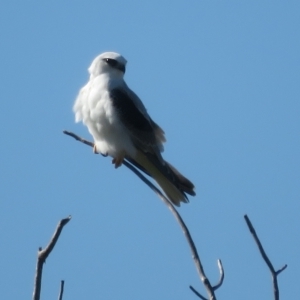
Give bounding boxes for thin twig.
[190,259,224,299]
[63,131,94,148]
[33,216,71,300]
[244,214,287,300]
[189,286,208,300]
[63,130,223,299]
[213,259,224,290]
[58,280,65,300]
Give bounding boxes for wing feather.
[110,88,165,159]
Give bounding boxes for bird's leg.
[93,145,99,154]
[112,153,125,168]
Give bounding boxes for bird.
[73,52,195,206]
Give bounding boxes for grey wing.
[110,87,196,200]
[109,87,165,160]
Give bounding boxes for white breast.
[73,75,136,158]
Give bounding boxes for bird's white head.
[88,52,127,79]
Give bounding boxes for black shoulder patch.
[110,88,153,132]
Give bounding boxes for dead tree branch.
[244,214,287,300]
[63,130,224,299]
[33,216,71,300]
[58,280,65,300]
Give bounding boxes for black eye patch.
[104,58,118,67]
[103,58,125,73]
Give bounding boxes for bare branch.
[33,216,71,300]
[58,280,65,300]
[189,286,208,300]
[63,130,94,148]
[190,259,224,299]
[244,214,287,300]
[213,259,224,290]
[64,130,223,299]
[276,264,288,276]
[124,160,218,299]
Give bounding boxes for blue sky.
[1,1,299,299]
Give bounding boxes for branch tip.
[58,280,65,300]
[33,216,71,300]
[189,286,208,300]
[245,214,286,300]
[212,259,224,291]
[276,264,287,275]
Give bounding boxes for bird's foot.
[93,145,99,154]
[112,156,124,168]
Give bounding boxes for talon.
[112,157,124,168]
[93,145,99,154]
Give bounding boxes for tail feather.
[165,161,196,196]
[132,150,195,206]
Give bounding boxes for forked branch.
[33,216,71,300]
[244,215,287,300]
[63,130,224,299]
